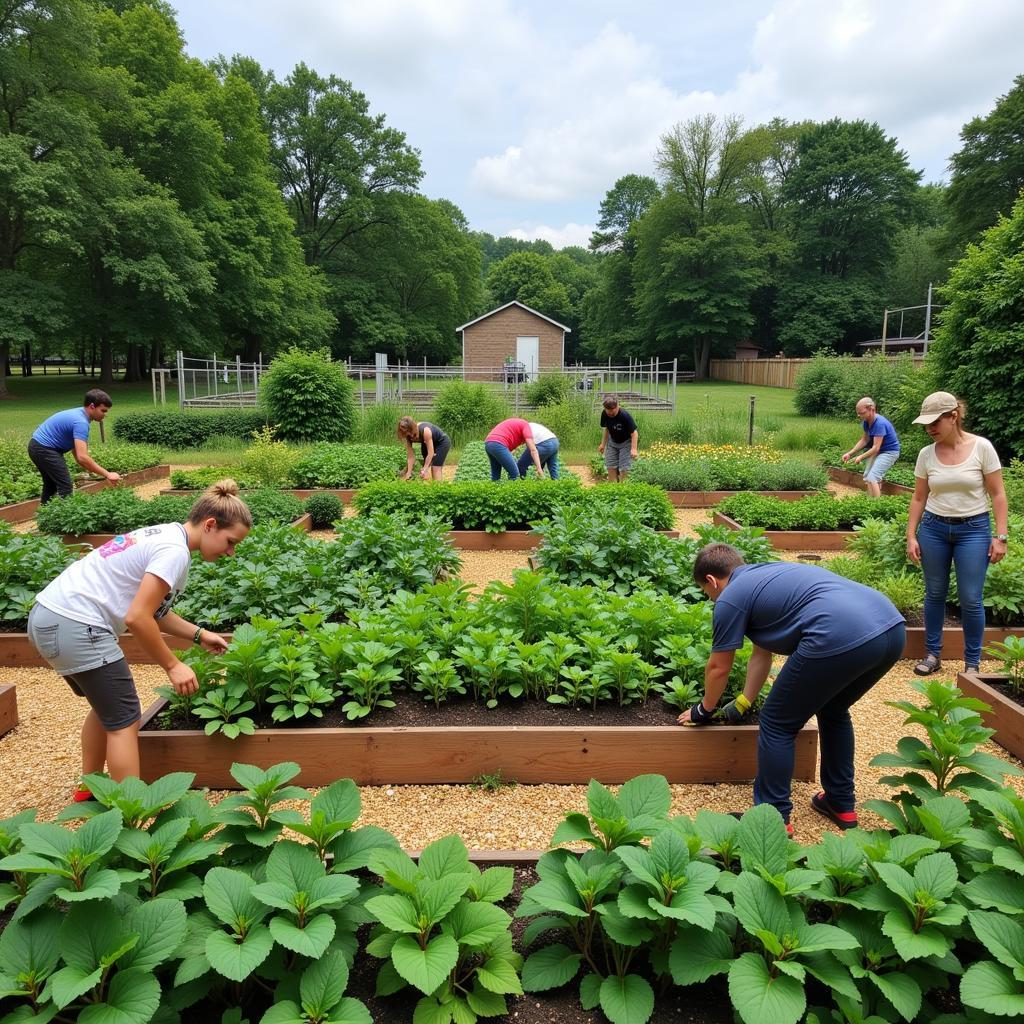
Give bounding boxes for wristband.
[193,627,202,644]
[995,534,1009,542]
[689,700,715,725]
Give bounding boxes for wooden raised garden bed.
[0,631,201,668]
[447,528,680,551]
[0,684,18,737]
[666,490,819,508]
[137,699,818,788]
[161,487,356,503]
[956,670,1024,762]
[827,467,914,496]
[712,510,853,551]
[903,626,1024,661]
[59,512,313,548]
[0,465,172,524]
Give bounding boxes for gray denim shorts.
[27,604,140,730]
[604,438,634,472]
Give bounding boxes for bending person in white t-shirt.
[516,422,560,479]
[906,392,1008,676]
[28,480,253,797]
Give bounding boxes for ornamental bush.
[304,492,343,528]
[64,442,164,476]
[259,347,355,443]
[431,380,507,440]
[111,409,270,447]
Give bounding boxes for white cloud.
[506,222,595,249]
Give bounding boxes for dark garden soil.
[152,688,725,732]
[979,676,1024,711]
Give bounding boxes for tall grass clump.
[354,402,406,445]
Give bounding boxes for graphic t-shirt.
[601,408,637,443]
[485,419,533,449]
[31,408,92,453]
[862,414,900,454]
[35,523,191,635]
[711,562,904,659]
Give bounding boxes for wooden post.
[748,396,755,445]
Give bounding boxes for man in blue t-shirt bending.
[678,543,905,833]
[842,396,901,497]
[28,390,120,504]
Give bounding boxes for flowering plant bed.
[0,682,17,735]
[955,670,1024,761]
[137,696,818,787]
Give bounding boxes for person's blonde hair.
[397,416,418,440]
[187,479,253,529]
[946,397,969,438]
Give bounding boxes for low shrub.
[293,443,406,488]
[717,492,908,530]
[794,351,916,420]
[0,435,39,505]
[111,409,269,447]
[241,488,305,527]
[169,466,256,490]
[354,479,675,531]
[260,347,356,443]
[237,426,299,487]
[1004,458,1024,515]
[524,371,573,406]
[431,380,508,440]
[0,522,77,626]
[304,492,343,528]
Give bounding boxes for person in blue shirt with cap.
[28,389,121,504]
[677,542,905,834]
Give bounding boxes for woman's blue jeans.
[916,510,991,666]
[484,441,519,481]
[517,438,560,479]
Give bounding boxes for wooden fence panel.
[709,356,923,389]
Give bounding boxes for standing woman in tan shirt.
[906,392,1008,675]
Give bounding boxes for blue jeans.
[484,441,520,481]
[917,510,991,665]
[518,438,560,479]
[755,623,905,822]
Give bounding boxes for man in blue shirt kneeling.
[28,389,121,504]
[678,542,905,835]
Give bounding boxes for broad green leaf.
[598,974,655,1024]
[374,958,407,995]
[913,852,958,901]
[867,970,922,1022]
[329,825,399,873]
[728,951,806,1024]
[16,823,76,862]
[476,954,523,995]
[420,876,473,926]
[203,868,267,928]
[731,873,793,945]
[418,836,470,882]
[586,781,621,825]
[961,961,1024,1016]
[300,951,349,1015]
[261,1002,303,1024]
[49,965,103,1009]
[794,923,860,954]
[443,901,510,949]
[229,761,300,792]
[120,899,188,972]
[579,972,601,1010]
[312,779,361,827]
[521,915,571,948]
[391,934,460,995]
[366,894,421,934]
[649,829,690,882]
[993,847,1024,876]
[738,805,790,878]
[800,951,860,1002]
[617,775,671,824]
[205,925,274,982]
[269,913,335,957]
[617,884,660,921]
[77,967,160,1024]
[595,903,653,946]
[613,846,660,890]
[655,884,716,931]
[521,943,582,992]
[964,872,1024,915]
[550,813,598,849]
[0,910,61,981]
[59,904,129,973]
[470,866,514,904]
[669,926,733,984]
[264,840,324,895]
[74,810,125,860]
[56,867,122,902]
[411,998,452,1024]
[881,911,952,961]
[518,875,586,918]
[368,847,419,894]
[466,978,507,1016]
[969,911,1024,971]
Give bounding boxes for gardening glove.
[685,700,716,727]
[720,693,752,724]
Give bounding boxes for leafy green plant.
[0,524,77,627]
[431,380,508,441]
[365,835,522,1022]
[524,371,573,406]
[260,347,356,443]
[304,492,344,528]
[66,441,164,477]
[983,635,1024,695]
[819,445,917,488]
[294,442,407,487]
[718,492,908,531]
[170,465,257,489]
[242,487,305,526]
[237,425,299,487]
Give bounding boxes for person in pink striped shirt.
[483,418,544,480]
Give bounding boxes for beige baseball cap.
[913,391,959,425]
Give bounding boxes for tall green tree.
[589,174,660,252]
[776,118,920,354]
[947,75,1024,246]
[485,251,571,324]
[930,191,1024,458]
[0,0,101,397]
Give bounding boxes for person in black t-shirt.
[598,396,639,482]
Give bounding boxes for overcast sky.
[172,0,1024,248]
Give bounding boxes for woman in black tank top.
[397,416,451,481]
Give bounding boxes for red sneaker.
[811,792,858,830]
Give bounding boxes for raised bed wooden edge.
[827,467,914,496]
[0,465,172,524]
[59,513,313,548]
[137,698,818,787]
[447,528,679,551]
[160,488,356,503]
[0,684,18,737]
[712,510,854,551]
[665,489,820,508]
[3,625,1022,669]
[956,670,1024,763]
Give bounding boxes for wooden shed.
[458,300,568,381]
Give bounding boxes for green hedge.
[717,492,908,530]
[112,409,270,447]
[354,479,675,531]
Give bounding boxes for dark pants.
[28,438,73,504]
[754,622,906,822]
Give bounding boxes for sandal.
[913,653,942,676]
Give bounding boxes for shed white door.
[516,336,539,380]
